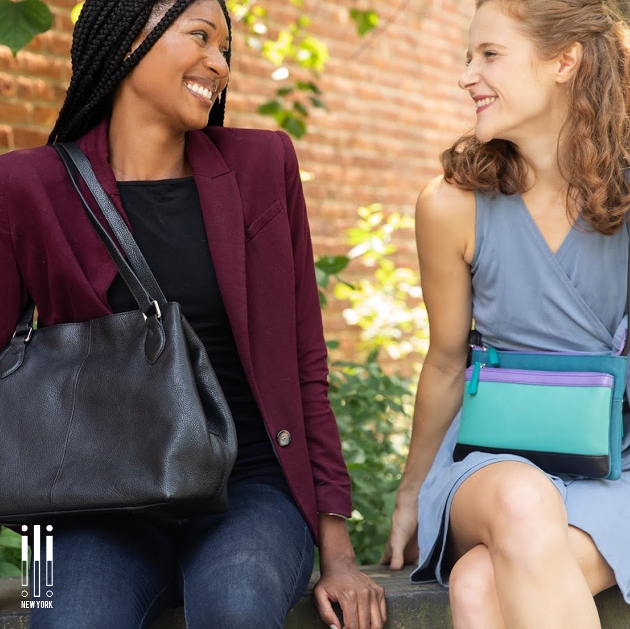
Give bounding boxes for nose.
[204,49,230,83]
[458,64,478,91]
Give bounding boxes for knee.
[489,471,567,560]
[449,547,496,623]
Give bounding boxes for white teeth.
[476,97,496,108]
[185,82,216,101]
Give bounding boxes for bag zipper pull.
[487,345,500,366]
[468,361,483,395]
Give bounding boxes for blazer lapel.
[186,130,255,381]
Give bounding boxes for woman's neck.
[513,132,566,195]
[108,110,190,181]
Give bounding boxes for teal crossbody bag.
[455,346,627,479]
[455,241,630,480]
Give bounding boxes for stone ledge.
[1,566,628,628]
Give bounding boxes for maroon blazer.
[0,119,352,541]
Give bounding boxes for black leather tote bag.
[0,143,237,523]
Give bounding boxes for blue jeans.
[29,473,314,629]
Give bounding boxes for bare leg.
[449,544,506,629]
[448,461,614,629]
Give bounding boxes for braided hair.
[49,0,231,143]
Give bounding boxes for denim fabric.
[29,474,314,629]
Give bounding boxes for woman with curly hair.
[382,1,630,627]
[0,1,386,627]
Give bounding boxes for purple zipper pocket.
[465,366,614,395]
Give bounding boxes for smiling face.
[459,0,567,145]
[115,0,230,134]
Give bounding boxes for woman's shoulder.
[416,175,476,226]
[0,144,59,183]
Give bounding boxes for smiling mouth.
[475,97,497,111]
[185,81,217,104]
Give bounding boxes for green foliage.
[230,0,377,138]
[0,0,53,56]
[315,255,350,307]
[0,527,23,577]
[336,204,428,363]
[328,355,412,564]
[316,206,426,564]
[349,9,378,36]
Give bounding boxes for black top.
[107,177,280,477]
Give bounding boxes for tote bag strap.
[54,143,166,318]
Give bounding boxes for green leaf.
[0,561,20,578]
[296,80,321,94]
[318,290,328,308]
[326,340,340,350]
[0,0,53,56]
[293,101,309,117]
[281,114,306,138]
[70,2,83,24]
[296,36,328,72]
[315,255,350,275]
[276,86,294,97]
[314,265,329,288]
[257,100,282,116]
[349,9,379,37]
[309,96,327,109]
[0,527,22,549]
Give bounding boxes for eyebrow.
[186,17,230,42]
[465,42,507,62]
[187,17,217,30]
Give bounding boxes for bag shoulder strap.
[54,143,166,316]
[623,218,630,356]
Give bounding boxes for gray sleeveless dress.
[411,190,630,603]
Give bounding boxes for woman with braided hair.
[0,1,386,628]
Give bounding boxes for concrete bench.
[1,566,629,628]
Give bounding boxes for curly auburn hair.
[442,0,630,235]
[49,0,231,143]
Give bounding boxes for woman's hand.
[380,494,419,570]
[314,514,386,629]
[314,561,386,629]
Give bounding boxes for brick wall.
[0,0,73,151]
[0,0,476,371]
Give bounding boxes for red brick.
[32,104,60,127]
[49,0,80,10]
[12,127,49,149]
[17,52,68,81]
[0,101,32,124]
[44,32,73,57]
[53,11,75,34]
[22,35,45,54]
[0,73,17,98]
[0,124,13,149]
[16,77,57,102]
[0,47,18,71]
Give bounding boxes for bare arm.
[382,177,476,569]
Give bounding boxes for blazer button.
[276,430,292,447]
